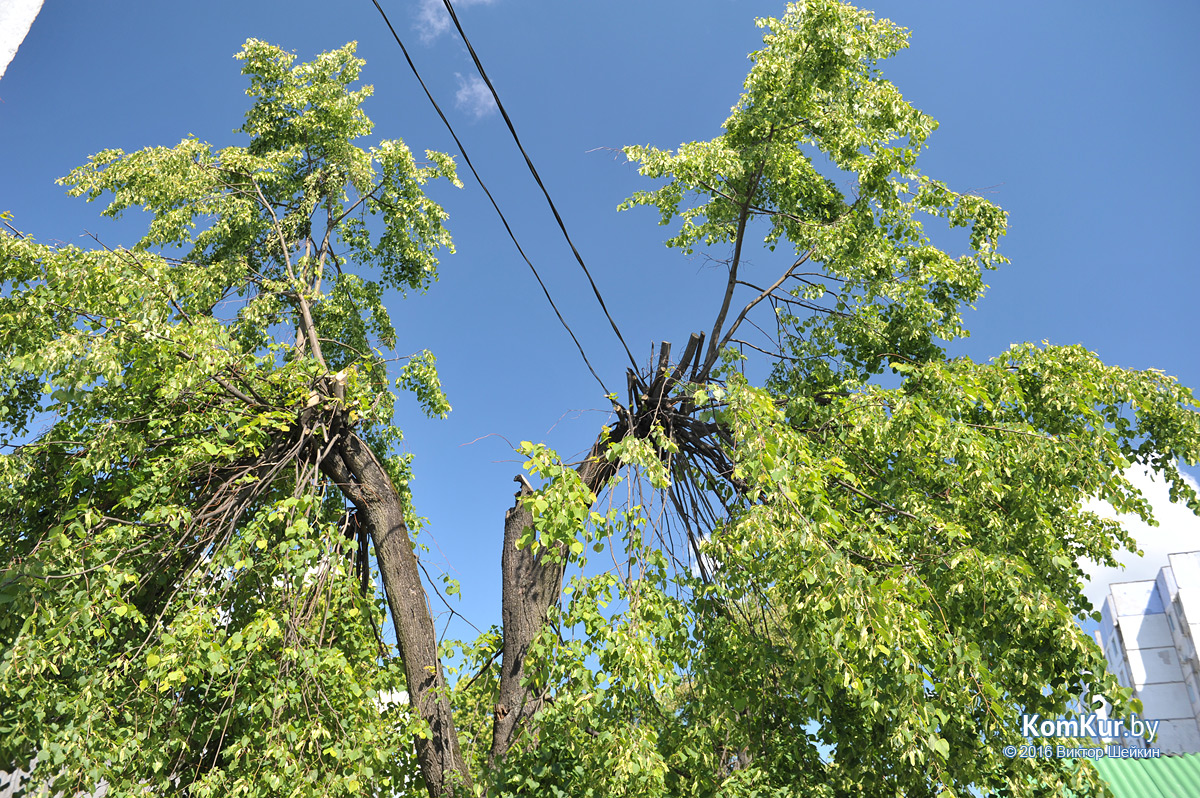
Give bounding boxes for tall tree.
[2,3,1199,798]
[0,39,471,797]
[468,5,1200,796]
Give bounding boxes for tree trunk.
[487,337,702,767]
[323,431,472,798]
[319,339,703,788]
[488,477,559,768]
[487,432,626,767]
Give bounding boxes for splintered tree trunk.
[323,432,472,798]
[488,338,700,767]
[488,477,561,767]
[488,439,622,767]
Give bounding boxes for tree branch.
[715,251,813,358]
[246,175,328,371]
[698,139,773,381]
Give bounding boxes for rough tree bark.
[488,336,703,767]
[488,442,617,768]
[488,475,556,768]
[322,429,473,798]
[314,337,703,791]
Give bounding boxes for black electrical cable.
[437,0,640,374]
[367,0,611,397]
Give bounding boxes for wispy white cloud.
[415,0,496,43]
[454,72,497,119]
[1080,467,1200,613]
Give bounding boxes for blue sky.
[2,0,1198,640]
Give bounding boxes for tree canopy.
[2,2,1199,797]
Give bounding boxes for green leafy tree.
[3,3,1199,798]
[0,39,468,797]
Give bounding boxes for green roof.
[1094,753,1200,798]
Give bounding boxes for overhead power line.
[436,0,639,374]
[367,0,611,396]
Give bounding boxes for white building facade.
[1095,550,1200,753]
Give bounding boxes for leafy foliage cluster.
[1,40,458,796]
